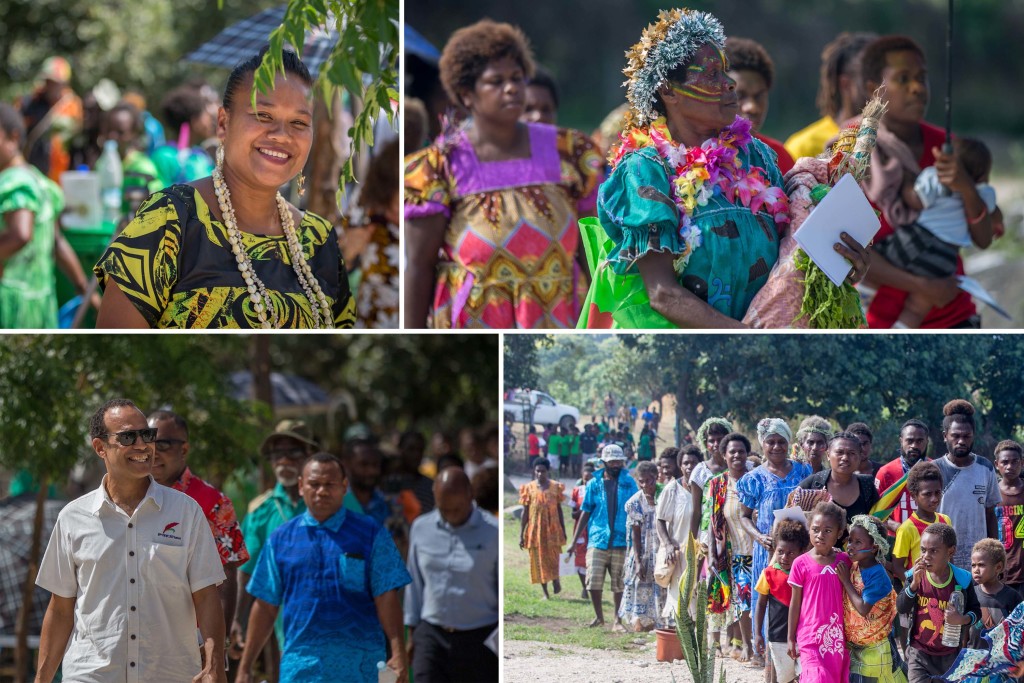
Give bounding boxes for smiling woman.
[93,48,355,329]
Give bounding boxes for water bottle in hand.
[377,661,398,683]
[941,589,964,647]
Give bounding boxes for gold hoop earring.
[216,144,225,171]
[297,172,306,197]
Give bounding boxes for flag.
[871,471,908,522]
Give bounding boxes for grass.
[502,505,654,653]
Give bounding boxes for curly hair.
[816,32,878,119]
[89,398,141,439]
[995,439,1023,460]
[635,460,659,480]
[774,518,810,550]
[438,20,535,106]
[811,500,847,534]
[942,398,976,433]
[719,432,751,455]
[678,444,703,467]
[533,457,551,471]
[859,35,926,90]
[659,446,680,462]
[528,66,559,109]
[972,537,1006,568]
[845,422,872,441]
[161,86,208,132]
[906,460,943,495]
[923,522,957,550]
[724,37,774,89]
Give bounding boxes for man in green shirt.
[230,420,318,665]
[565,426,581,478]
[547,426,563,476]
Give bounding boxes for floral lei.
[610,115,790,268]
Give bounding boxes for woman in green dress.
[0,103,65,328]
[579,8,870,329]
[95,49,355,329]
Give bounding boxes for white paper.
[772,506,808,530]
[957,276,1011,320]
[793,173,881,287]
[558,551,579,577]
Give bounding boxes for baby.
[876,136,998,328]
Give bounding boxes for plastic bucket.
[655,628,684,662]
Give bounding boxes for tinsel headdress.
[623,8,727,127]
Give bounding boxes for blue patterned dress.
[736,459,811,635]
[619,490,662,629]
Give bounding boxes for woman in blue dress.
[737,418,810,653]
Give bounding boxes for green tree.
[257,0,399,187]
[0,334,264,683]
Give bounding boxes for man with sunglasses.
[148,409,249,638]
[231,419,317,671]
[34,398,227,683]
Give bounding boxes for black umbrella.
[184,5,337,79]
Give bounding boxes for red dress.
[755,133,795,175]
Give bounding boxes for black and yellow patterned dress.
[95,184,355,328]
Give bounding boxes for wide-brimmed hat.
[601,444,627,462]
[260,419,317,456]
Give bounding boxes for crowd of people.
[1,48,398,329]
[2,399,500,682]
[514,397,1024,682]
[403,9,1004,329]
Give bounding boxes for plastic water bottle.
[95,139,123,225]
[942,589,964,647]
[376,661,397,683]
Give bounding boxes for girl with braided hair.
[838,515,908,683]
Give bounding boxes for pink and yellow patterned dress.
[404,122,604,328]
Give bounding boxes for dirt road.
[502,639,767,683]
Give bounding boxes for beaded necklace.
[610,115,789,269]
[212,147,333,329]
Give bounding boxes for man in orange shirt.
[19,56,83,183]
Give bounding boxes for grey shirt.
[404,506,499,630]
[935,453,999,569]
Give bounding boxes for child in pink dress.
[787,501,852,683]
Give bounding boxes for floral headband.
[623,8,727,127]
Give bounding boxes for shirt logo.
[157,522,182,541]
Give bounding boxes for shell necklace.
[212,153,333,329]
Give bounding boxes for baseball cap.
[38,57,72,84]
[260,419,317,455]
[601,444,626,462]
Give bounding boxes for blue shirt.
[582,471,638,550]
[404,506,498,630]
[248,508,411,682]
[342,489,391,528]
[860,562,892,605]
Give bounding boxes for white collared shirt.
[36,476,225,683]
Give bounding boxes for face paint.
[670,45,731,103]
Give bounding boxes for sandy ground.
[502,639,766,683]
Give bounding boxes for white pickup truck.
[503,389,580,430]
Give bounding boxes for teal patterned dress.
[0,164,63,328]
[581,137,784,326]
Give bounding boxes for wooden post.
[14,478,49,683]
